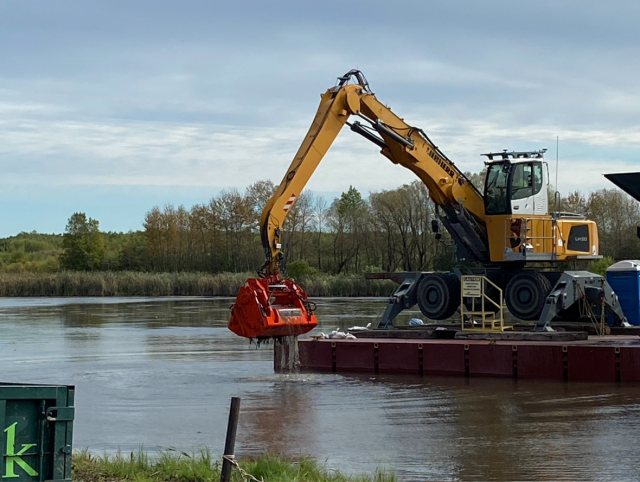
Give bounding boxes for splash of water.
[279,335,300,373]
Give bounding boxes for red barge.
[275,334,640,383]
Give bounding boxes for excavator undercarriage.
[371,269,629,332]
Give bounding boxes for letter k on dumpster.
[3,423,38,478]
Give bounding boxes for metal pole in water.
[220,396,241,482]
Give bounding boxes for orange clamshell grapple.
[228,277,318,339]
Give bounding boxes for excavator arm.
[230,70,490,339]
[260,70,488,280]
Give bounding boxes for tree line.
[1,176,639,275]
[133,179,454,275]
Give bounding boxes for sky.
[2,1,640,236]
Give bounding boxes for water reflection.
[240,375,320,457]
[1,297,640,481]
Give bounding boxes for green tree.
[119,231,148,271]
[285,259,319,279]
[587,189,640,259]
[370,181,436,272]
[328,186,369,273]
[60,213,106,271]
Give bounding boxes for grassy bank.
[0,271,396,297]
[72,450,396,482]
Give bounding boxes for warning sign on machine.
[461,276,482,298]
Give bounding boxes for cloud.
[2,1,640,234]
[1,102,638,196]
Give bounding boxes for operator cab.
[482,149,548,216]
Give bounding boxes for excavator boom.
[259,70,488,274]
[229,70,489,339]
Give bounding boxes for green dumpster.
[0,383,74,482]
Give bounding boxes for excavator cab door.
[509,160,547,216]
[484,161,511,215]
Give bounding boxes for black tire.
[417,273,460,320]
[505,271,552,321]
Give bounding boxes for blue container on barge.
[606,260,640,326]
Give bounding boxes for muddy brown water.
[1,297,640,481]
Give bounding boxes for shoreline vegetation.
[0,256,614,298]
[72,450,396,482]
[3,180,638,290]
[0,271,397,297]
[0,177,630,299]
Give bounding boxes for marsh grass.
[72,449,396,482]
[0,272,396,297]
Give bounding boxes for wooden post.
[220,397,241,482]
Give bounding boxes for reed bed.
[297,275,396,297]
[0,271,396,297]
[72,449,396,482]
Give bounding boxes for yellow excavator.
[228,70,627,339]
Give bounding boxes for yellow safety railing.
[504,217,557,259]
[460,275,512,332]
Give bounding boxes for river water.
[1,297,640,481]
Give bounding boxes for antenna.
[553,136,560,214]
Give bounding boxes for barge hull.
[275,337,640,382]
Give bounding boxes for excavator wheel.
[505,271,552,321]
[417,273,460,320]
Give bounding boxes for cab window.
[532,162,542,193]
[511,162,543,200]
[485,162,511,215]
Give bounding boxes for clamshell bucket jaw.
[228,277,318,339]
